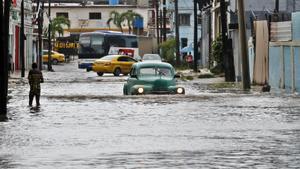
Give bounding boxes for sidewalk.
[177,69,265,93]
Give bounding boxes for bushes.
[159,38,176,64]
[210,36,223,74]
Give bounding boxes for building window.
[181,38,188,48]
[89,13,102,20]
[179,14,190,26]
[56,12,69,19]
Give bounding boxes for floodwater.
[1,61,300,168]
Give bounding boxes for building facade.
[9,0,35,71]
[163,0,201,62]
[43,2,153,37]
[201,0,300,81]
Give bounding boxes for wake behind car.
[123,62,185,95]
[90,55,137,76]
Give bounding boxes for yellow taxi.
[42,50,65,64]
[91,55,137,76]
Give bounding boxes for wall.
[268,12,300,93]
[138,36,157,57]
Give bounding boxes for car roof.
[133,62,173,69]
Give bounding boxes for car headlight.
[177,87,184,94]
[137,87,144,94]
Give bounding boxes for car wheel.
[52,59,58,65]
[113,68,121,76]
[97,72,104,76]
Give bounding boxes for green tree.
[122,10,143,34]
[160,38,176,64]
[107,11,125,32]
[51,16,70,39]
[44,16,70,40]
[210,35,224,74]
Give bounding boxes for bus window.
[91,35,104,54]
[107,36,126,47]
[79,36,91,53]
[125,36,138,48]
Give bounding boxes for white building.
[166,0,201,62]
[9,0,35,71]
[43,3,153,37]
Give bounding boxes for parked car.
[90,55,137,76]
[123,62,185,95]
[142,54,162,62]
[42,50,65,64]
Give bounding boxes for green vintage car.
[123,62,185,95]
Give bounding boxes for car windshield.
[139,67,172,77]
[99,55,116,61]
[143,54,161,61]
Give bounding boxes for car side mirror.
[131,74,138,79]
[174,74,181,78]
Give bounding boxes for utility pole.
[38,2,44,70]
[38,1,44,70]
[220,0,235,81]
[155,0,160,53]
[193,0,198,72]
[160,9,163,43]
[0,0,11,121]
[174,0,180,66]
[275,0,279,12]
[162,0,167,41]
[20,0,25,77]
[237,0,250,90]
[48,0,53,71]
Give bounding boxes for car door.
[118,56,136,73]
[123,57,137,73]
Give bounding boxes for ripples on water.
[1,63,300,168]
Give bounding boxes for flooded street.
[1,61,300,168]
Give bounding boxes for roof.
[133,62,174,69]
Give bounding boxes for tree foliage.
[107,11,124,32]
[210,35,224,74]
[160,38,176,64]
[44,16,70,40]
[107,10,143,34]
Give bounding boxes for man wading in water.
[28,63,44,107]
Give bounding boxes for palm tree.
[122,10,143,34]
[107,11,125,32]
[50,16,70,39]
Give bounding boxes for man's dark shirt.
[28,69,44,95]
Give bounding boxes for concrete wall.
[138,36,157,57]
